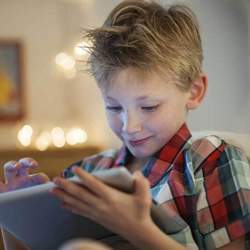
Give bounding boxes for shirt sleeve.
[196,143,250,249]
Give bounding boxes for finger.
[10,173,50,190]
[59,239,113,250]
[18,158,38,176]
[133,171,151,201]
[3,161,19,183]
[29,173,50,184]
[51,187,92,215]
[72,167,111,198]
[53,177,99,206]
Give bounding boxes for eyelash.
[106,105,159,112]
[142,105,159,112]
[106,106,122,112]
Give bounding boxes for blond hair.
[84,0,203,90]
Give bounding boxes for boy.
[1,1,250,249]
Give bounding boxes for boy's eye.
[141,105,159,112]
[106,106,122,112]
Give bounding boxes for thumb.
[133,171,150,199]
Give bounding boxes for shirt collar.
[115,123,192,187]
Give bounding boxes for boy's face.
[100,68,192,159]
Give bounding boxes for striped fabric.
[63,124,250,249]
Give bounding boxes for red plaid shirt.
[63,124,250,249]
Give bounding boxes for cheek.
[143,113,164,133]
[144,106,182,133]
[106,113,122,133]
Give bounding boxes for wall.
[0,0,249,151]
[0,0,123,149]
[0,0,68,148]
[186,0,249,133]
[244,0,250,113]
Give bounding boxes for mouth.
[128,136,152,147]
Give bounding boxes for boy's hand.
[51,167,154,241]
[0,158,50,193]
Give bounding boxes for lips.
[128,136,151,146]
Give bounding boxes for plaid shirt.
[63,124,250,249]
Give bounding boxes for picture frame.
[0,40,24,121]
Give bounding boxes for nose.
[121,111,142,135]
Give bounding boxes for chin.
[128,147,155,158]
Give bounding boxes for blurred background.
[0,0,249,153]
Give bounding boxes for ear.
[186,74,208,110]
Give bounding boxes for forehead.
[100,67,174,97]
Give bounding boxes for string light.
[17,125,33,147]
[66,128,87,145]
[55,53,75,70]
[17,125,87,150]
[35,131,51,151]
[51,127,66,148]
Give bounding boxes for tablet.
[0,167,133,250]
[0,167,187,250]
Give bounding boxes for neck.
[127,157,149,173]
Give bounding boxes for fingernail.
[19,159,32,167]
[6,163,18,170]
[10,163,17,169]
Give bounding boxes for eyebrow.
[106,95,152,101]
